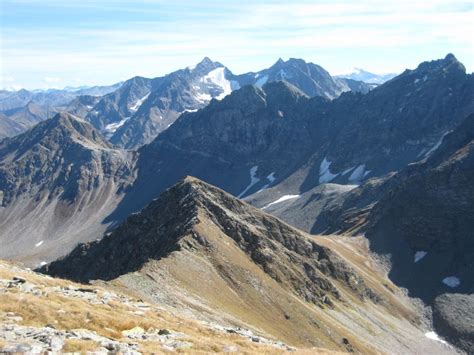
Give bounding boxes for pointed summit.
[414,53,465,75]
[192,56,223,75]
[262,80,309,106]
[272,57,285,67]
[0,112,112,157]
[42,174,378,305]
[444,53,457,61]
[198,56,214,66]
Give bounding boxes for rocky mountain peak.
[287,57,310,70]
[37,175,448,353]
[262,80,309,106]
[0,112,112,159]
[274,57,285,66]
[269,57,310,73]
[47,112,113,149]
[16,88,31,97]
[192,56,224,75]
[412,53,465,76]
[0,111,134,264]
[42,175,379,309]
[197,56,214,66]
[210,83,267,114]
[444,53,459,63]
[0,111,130,210]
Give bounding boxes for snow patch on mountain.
[348,164,371,182]
[424,131,450,158]
[194,91,212,103]
[262,195,300,210]
[201,67,235,100]
[341,167,355,176]
[129,93,150,112]
[238,166,260,198]
[104,117,131,135]
[256,172,277,193]
[442,276,460,288]
[278,69,289,80]
[425,331,448,345]
[319,157,338,184]
[414,251,427,263]
[267,172,276,183]
[255,75,269,88]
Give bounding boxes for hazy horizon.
[2,0,473,90]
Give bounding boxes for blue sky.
[1,0,473,89]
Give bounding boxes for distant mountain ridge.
[336,68,397,84]
[0,82,123,139]
[82,56,373,149]
[0,57,374,145]
[0,82,122,112]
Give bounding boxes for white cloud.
[43,76,62,83]
[2,76,15,83]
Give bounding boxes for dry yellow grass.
[62,339,99,353]
[0,261,339,354]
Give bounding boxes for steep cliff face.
[365,114,474,302]
[255,114,474,299]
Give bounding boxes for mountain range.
[0,57,373,148]
[83,57,375,149]
[0,53,472,353]
[336,68,397,84]
[0,54,471,261]
[0,83,122,138]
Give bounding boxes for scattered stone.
[12,276,26,284]
[342,337,354,352]
[158,328,171,335]
[122,326,145,339]
[5,314,23,323]
[323,295,334,308]
[77,287,97,293]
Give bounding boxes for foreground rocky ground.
[0,260,344,354]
